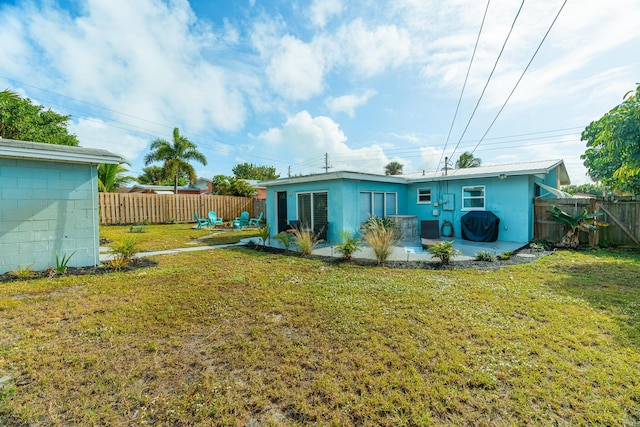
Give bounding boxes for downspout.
[91,164,98,267]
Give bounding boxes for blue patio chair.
[232,211,250,230]
[248,212,263,227]
[208,211,224,227]
[194,212,211,229]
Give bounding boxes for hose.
[441,220,454,238]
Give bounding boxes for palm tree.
[98,161,136,192]
[144,127,207,193]
[0,89,20,102]
[384,161,404,175]
[455,152,481,169]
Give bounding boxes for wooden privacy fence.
[99,193,256,225]
[534,197,640,246]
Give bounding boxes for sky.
[1,0,639,185]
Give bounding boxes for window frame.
[359,190,397,222]
[461,185,486,210]
[417,187,432,204]
[296,191,328,230]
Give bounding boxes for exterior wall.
[0,158,99,274]
[406,175,536,242]
[265,178,407,243]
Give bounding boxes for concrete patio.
[266,237,528,262]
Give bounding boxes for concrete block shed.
[0,139,121,274]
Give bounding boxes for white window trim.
[417,187,432,204]
[461,185,486,211]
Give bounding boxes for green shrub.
[111,237,138,265]
[292,229,319,256]
[55,250,77,274]
[475,250,496,262]
[335,230,361,260]
[273,232,293,254]
[428,240,460,265]
[129,225,147,233]
[258,224,271,248]
[498,250,513,260]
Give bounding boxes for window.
[359,191,397,223]
[462,186,485,210]
[417,188,432,204]
[297,191,328,230]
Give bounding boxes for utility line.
[470,0,569,156]
[447,0,526,164]
[436,0,490,173]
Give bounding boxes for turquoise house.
[0,139,121,274]
[261,159,570,244]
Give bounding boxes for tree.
[562,183,606,197]
[137,166,187,186]
[455,152,481,169]
[232,162,279,180]
[0,93,79,145]
[97,161,136,192]
[384,161,404,175]
[144,127,207,193]
[211,175,256,197]
[581,85,640,195]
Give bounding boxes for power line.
[447,0,526,164]
[470,0,569,156]
[437,0,490,173]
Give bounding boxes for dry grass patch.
[0,248,639,425]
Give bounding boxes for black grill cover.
[461,211,500,242]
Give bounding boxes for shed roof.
[0,139,121,165]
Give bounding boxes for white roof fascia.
[261,171,406,186]
[0,139,121,165]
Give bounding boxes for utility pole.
[323,153,332,173]
[444,156,449,176]
[288,166,291,178]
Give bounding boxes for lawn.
[100,223,261,252]
[0,232,639,424]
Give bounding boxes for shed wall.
[0,158,98,274]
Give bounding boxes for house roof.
[401,159,570,185]
[260,170,407,186]
[0,138,121,165]
[262,159,570,186]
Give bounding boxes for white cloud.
[310,0,343,28]
[1,0,247,133]
[265,35,326,100]
[336,19,412,76]
[257,111,394,175]
[325,90,376,117]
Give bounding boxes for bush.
[55,250,77,274]
[129,225,147,233]
[257,224,271,248]
[335,230,361,260]
[498,250,513,260]
[273,232,293,254]
[108,237,139,268]
[292,229,319,256]
[475,250,496,262]
[360,216,399,266]
[428,240,461,265]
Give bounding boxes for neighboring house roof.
[127,184,201,194]
[262,159,570,186]
[0,138,121,164]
